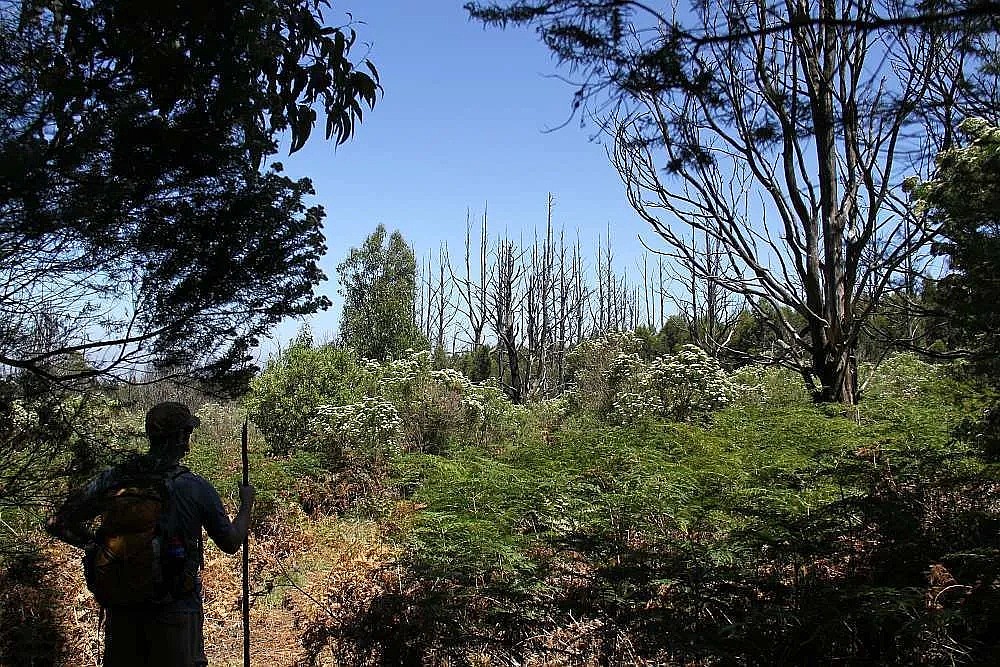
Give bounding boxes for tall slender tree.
[337,225,426,361]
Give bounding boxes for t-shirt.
[158,468,237,611]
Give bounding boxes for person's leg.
[194,608,208,667]
[102,608,144,667]
[145,608,199,667]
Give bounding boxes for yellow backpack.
[84,466,195,607]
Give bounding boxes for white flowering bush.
[7,398,40,431]
[565,337,735,424]
[376,349,434,403]
[611,388,660,424]
[862,353,942,401]
[246,341,366,455]
[194,401,247,445]
[644,345,735,421]
[1,382,132,525]
[727,364,811,406]
[727,364,772,405]
[286,349,524,458]
[308,399,403,468]
[569,343,735,424]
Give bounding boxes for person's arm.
[225,484,255,553]
[46,472,111,548]
[202,482,255,555]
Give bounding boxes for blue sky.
[267,2,658,349]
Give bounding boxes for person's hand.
[239,484,256,506]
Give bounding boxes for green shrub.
[385,361,1000,665]
[565,331,645,416]
[568,339,736,424]
[308,398,403,467]
[643,344,735,422]
[245,338,365,455]
[728,363,812,406]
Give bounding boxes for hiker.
[46,401,255,667]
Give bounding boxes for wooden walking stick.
[241,417,251,667]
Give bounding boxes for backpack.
[83,464,198,607]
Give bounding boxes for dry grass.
[8,501,403,667]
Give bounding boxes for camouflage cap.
[145,401,201,436]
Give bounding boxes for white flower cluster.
[377,350,433,399]
[302,348,525,454]
[567,331,644,364]
[611,345,736,423]
[565,332,646,414]
[727,364,772,404]
[863,353,941,399]
[309,398,403,461]
[431,367,473,392]
[611,390,660,423]
[8,399,40,431]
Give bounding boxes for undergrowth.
[299,356,1000,666]
[7,353,999,666]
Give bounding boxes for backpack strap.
[161,465,205,571]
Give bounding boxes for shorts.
[103,605,208,667]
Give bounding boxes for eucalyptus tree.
[337,225,426,362]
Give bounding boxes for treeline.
[335,198,958,404]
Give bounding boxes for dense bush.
[0,378,136,559]
[319,352,1000,665]
[567,335,736,424]
[728,363,812,406]
[244,345,530,517]
[245,336,366,456]
[565,331,644,416]
[12,339,999,666]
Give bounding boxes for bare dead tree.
[488,237,527,402]
[611,0,960,402]
[522,193,562,397]
[431,243,457,360]
[654,231,747,357]
[450,207,492,354]
[556,228,570,387]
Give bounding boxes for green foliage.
[728,363,811,406]
[633,316,691,358]
[567,335,735,423]
[911,118,1000,381]
[187,401,330,527]
[363,351,1000,665]
[246,345,528,516]
[565,331,645,416]
[454,344,494,383]
[727,305,806,361]
[245,337,365,456]
[337,225,428,362]
[0,376,140,561]
[1,0,379,390]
